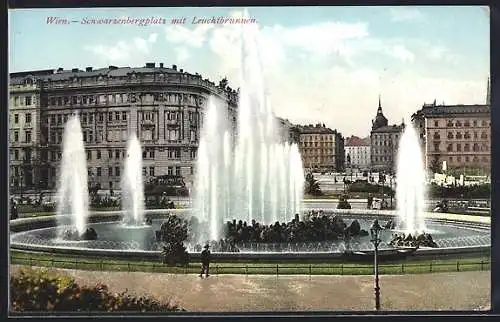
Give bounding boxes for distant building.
[370,96,404,173]
[297,123,344,172]
[276,117,300,144]
[411,100,491,172]
[345,136,371,171]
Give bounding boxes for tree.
[155,214,190,266]
[304,173,323,196]
[429,158,441,174]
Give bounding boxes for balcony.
[141,119,155,127]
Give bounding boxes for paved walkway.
[11,266,490,312]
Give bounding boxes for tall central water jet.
[121,133,145,225]
[193,13,305,242]
[396,122,426,233]
[56,115,89,236]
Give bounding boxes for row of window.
[433,142,489,152]
[433,131,489,140]
[300,148,335,155]
[446,155,489,163]
[372,148,394,155]
[372,140,396,146]
[91,165,189,178]
[300,135,335,142]
[11,130,32,143]
[47,92,203,107]
[39,147,196,162]
[372,156,394,163]
[372,134,399,141]
[43,111,200,127]
[445,143,489,152]
[12,96,34,107]
[12,113,32,124]
[301,142,335,148]
[434,119,490,128]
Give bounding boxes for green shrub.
[427,183,490,199]
[348,182,394,196]
[10,267,184,312]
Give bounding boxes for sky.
[9,6,490,137]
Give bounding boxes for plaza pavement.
[10,265,490,312]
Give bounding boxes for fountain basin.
[10,209,490,261]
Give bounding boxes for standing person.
[199,244,211,278]
[10,198,18,220]
[367,193,373,209]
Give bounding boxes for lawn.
[10,250,490,275]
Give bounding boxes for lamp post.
[370,219,383,311]
[389,170,393,209]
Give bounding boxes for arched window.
[455,132,462,139]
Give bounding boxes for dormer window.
[25,78,33,86]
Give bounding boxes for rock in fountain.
[193,15,305,242]
[56,115,91,239]
[396,122,426,233]
[121,133,146,226]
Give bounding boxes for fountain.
[56,114,91,239]
[193,15,305,242]
[121,133,146,226]
[396,122,427,233]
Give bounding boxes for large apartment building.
[344,136,371,171]
[370,96,404,173]
[9,63,239,192]
[297,123,345,172]
[411,101,491,172]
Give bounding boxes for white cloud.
[389,8,425,22]
[390,45,415,63]
[84,33,158,62]
[175,47,190,62]
[91,10,484,137]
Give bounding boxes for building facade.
[344,136,371,171]
[370,97,404,172]
[297,123,344,172]
[276,117,300,144]
[9,63,238,192]
[411,102,491,172]
[9,70,53,192]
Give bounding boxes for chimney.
[172,64,177,71]
[71,68,79,73]
[180,69,184,73]
[85,67,93,72]
[57,67,63,73]
[109,65,118,70]
[159,63,164,68]
[145,62,155,68]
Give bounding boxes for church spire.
[487,77,491,105]
[378,94,382,113]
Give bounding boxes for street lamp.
[370,219,383,311]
